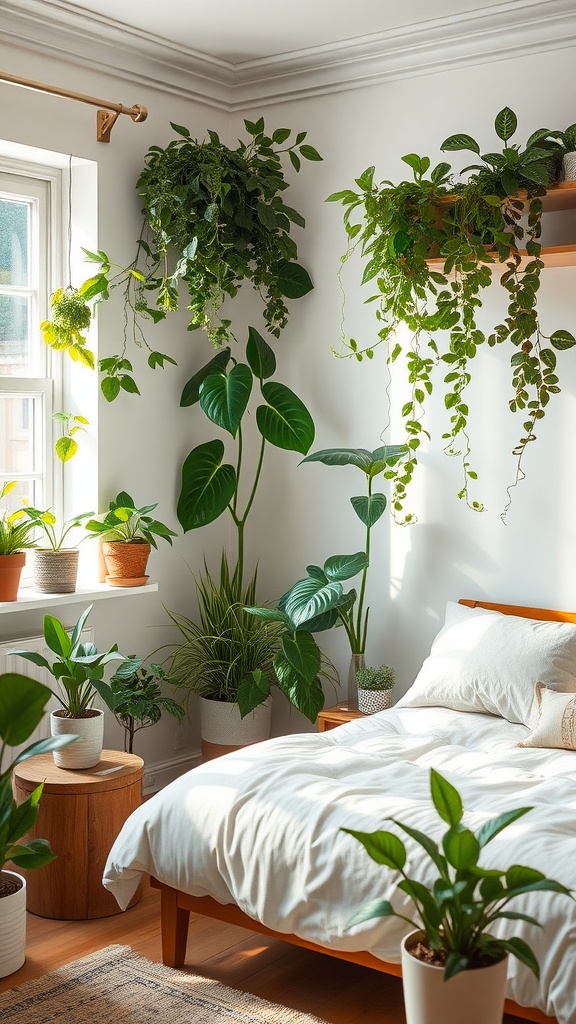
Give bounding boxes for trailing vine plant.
[328,107,575,521]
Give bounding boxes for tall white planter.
[50,709,104,769]
[199,696,272,760]
[0,871,26,978]
[401,930,509,1024]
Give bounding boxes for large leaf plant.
[329,107,575,521]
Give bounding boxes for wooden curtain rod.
[0,69,148,143]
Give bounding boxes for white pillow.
[520,683,576,749]
[397,601,576,725]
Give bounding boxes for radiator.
[0,627,93,763]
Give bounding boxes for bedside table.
[318,701,366,732]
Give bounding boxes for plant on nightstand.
[0,672,76,977]
[356,665,395,714]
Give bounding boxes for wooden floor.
[0,878,530,1023]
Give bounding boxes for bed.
[103,600,576,1024]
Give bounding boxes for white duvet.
[104,707,576,1023]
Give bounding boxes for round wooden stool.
[13,749,143,920]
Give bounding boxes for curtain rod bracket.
[97,109,120,143]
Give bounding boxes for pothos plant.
[44,119,321,402]
[328,107,574,521]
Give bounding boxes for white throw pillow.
[520,683,576,749]
[397,601,576,725]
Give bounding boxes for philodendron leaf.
[324,552,368,581]
[180,347,231,407]
[273,649,324,723]
[280,631,321,681]
[276,260,314,299]
[351,494,387,528]
[177,439,236,531]
[237,669,271,718]
[0,674,53,746]
[199,364,253,436]
[246,326,276,380]
[301,448,375,472]
[257,382,315,454]
[283,576,344,627]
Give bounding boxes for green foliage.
[108,658,184,753]
[53,412,90,462]
[0,672,77,870]
[0,481,37,555]
[9,604,136,717]
[329,107,576,520]
[343,768,573,980]
[356,665,395,691]
[22,505,93,551]
[40,287,95,370]
[85,491,177,548]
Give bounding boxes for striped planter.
[0,871,26,978]
[33,548,79,593]
[357,688,393,714]
[50,709,104,769]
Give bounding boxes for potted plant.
[108,657,184,754]
[22,505,93,594]
[85,491,177,585]
[40,286,95,370]
[356,664,395,713]
[0,671,76,976]
[10,604,136,769]
[0,482,37,602]
[342,768,573,1024]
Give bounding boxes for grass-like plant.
[0,481,37,555]
[356,665,394,691]
[343,768,572,980]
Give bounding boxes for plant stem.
[353,475,372,654]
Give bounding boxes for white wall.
[1,33,576,764]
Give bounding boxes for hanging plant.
[41,287,95,369]
[328,107,575,521]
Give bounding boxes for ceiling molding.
[0,0,575,112]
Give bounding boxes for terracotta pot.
[0,552,26,602]
[102,541,150,585]
[199,696,272,761]
[401,930,508,1024]
[0,870,26,978]
[33,548,79,593]
[50,708,104,769]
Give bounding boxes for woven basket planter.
[33,548,79,594]
[0,552,26,602]
[358,688,393,714]
[102,541,150,585]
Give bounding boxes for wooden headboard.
[459,599,576,625]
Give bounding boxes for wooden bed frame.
[151,600,576,1024]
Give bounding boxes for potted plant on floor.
[108,657,184,754]
[0,482,37,602]
[10,604,137,769]
[85,492,177,585]
[356,664,395,713]
[22,505,93,594]
[342,768,573,1024]
[0,671,76,976]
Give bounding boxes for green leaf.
[280,631,321,681]
[283,576,344,627]
[55,436,78,463]
[257,382,315,454]
[301,447,374,472]
[43,614,72,660]
[299,144,323,162]
[497,937,540,979]
[170,122,191,137]
[550,330,576,351]
[244,605,292,627]
[476,807,532,848]
[342,828,406,871]
[276,261,313,299]
[272,127,291,144]
[246,327,276,380]
[443,825,480,870]
[350,493,387,527]
[237,670,271,717]
[101,377,121,402]
[430,769,463,826]
[495,106,518,142]
[441,133,480,154]
[199,364,253,437]
[344,899,396,930]
[324,552,368,581]
[180,348,231,407]
[177,439,236,531]
[273,650,324,722]
[0,674,53,746]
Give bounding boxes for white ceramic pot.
[401,930,508,1024]
[358,688,392,714]
[0,870,26,978]
[50,708,104,769]
[562,151,576,181]
[199,696,272,756]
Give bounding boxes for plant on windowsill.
[22,506,93,595]
[85,491,177,586]
[328,107,574,521]
[0,671,76,977]
[0,482,37,602]
[108,657,185,754]
[10,604,138,770]
[342,768,573,1024]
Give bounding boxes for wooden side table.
[318,700,366,732]
[13,749,143,920]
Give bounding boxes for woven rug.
[0,945,327,1023]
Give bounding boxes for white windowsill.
[0,580,159,614]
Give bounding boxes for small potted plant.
[0,482,37,602]
[0,671,76,976]
[356,664,394,714]
[85,491,177,585]
[342,768,573,1024]
[108,657,184,754]
[10,604,137,769]
[22,505,93,594]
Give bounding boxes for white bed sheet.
[104,707,576,1023]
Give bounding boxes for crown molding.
[0,0,575,112]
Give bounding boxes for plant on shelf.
[22,504,93,596]
[108,657,184,754]
[0,672,77,977]
[0,481,37,602]
[328,107,576,520]
[86,491,177,584]
[246,445,404,705]
[342,768,573,1024]
[10,604,138,770]
[22,505,93,551]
